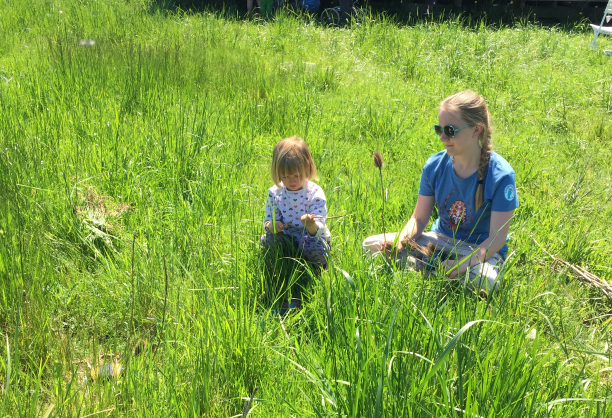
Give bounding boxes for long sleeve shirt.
[264,180,331,241]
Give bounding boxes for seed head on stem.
[373,151,387,249]
[373,151,384,169]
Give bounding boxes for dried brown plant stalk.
[533,237,612,300]
[313,214,349,220]
[402,237,435,258]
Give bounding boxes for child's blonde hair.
[270,136,318,188]
[440,91,492,211]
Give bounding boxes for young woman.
[363,91,519,292]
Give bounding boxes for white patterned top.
[264,180,330,240]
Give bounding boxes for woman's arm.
[445,210,514,278]
[395,194,436,252]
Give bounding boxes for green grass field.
[1,0,612,416]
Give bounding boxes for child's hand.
[266,220,288,234]
[300,214,317,227]
[300,214,320,237]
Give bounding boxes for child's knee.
[298,234,328,247]
[303,251,329,267]
[260,233,274,248]
[297,236,329,262]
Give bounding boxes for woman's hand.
[381,240,401,259]
[266,220,288,234]
[441,259,471,278]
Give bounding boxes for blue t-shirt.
[418,151,519,258]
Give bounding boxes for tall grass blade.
[410,320,496,403]
[1,335,9,415]
[374,299,397,418]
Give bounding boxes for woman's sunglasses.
[434,124,472,138]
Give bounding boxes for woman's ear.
[473,125,484,137]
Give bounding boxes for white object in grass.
[590,1,612,48]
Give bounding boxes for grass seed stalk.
[373,151,386,244]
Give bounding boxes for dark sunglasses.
[434,124,472,138]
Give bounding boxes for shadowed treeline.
[152,0,604,25]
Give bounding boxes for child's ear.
[474,125,484,137]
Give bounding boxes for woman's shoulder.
[425,150,448,163]
[488,152,516,180]
[422,150,449,172]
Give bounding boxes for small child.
[261,136,330,271]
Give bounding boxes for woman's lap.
[362,231,503,292]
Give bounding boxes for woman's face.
[437,109,482,158]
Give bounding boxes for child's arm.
[303,186,328,237]
[300,214,320,236]
[264,190,287,234]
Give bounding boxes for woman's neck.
[451,150,481,179]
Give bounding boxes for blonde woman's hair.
[270,136,318,188]
[440,91,492,211]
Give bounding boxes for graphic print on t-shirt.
[439,190,474,238]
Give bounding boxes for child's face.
[281,172,304,191]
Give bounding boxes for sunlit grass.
[0,0,611,416]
